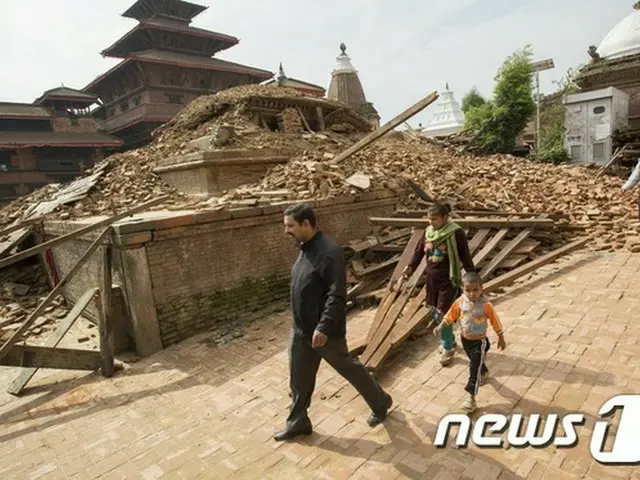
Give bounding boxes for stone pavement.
[1,251,640,479]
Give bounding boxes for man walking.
[274,204,393,441]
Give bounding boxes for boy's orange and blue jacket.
[441,294,504,341]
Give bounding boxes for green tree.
[535,67,580,164]
[466,46,536,154]
[461,87,486,114]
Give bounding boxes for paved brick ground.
[1,251,640,479]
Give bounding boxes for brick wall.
[44,191,401,353]
[145,196,398,346]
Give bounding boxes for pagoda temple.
[0,86,122,204]
[327,44,380,127]
[422,83,465,138]
[262,63,326,97]
[578,3,640,127]
[84,0,273,149]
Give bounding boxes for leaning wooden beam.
[369,217,555,229]
[99,239,115,377]
[596,144,627,178]
[388,229,424,288]
[297,108,313,133]
[0,196,169,271]
[332,92,439,164]
[403,178,436,204]
[479,228,532,280]
[395,209,557,219]
[0,227,112,363]
[468,229,491,256]
[0,345,102,370]
[483,238,589,293]
[7,287,99,395]
[0,216,45,238]
[361,259,426,365]
[473,229,509,266]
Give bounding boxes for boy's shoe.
[440,348,455,366]
[461,393,477,413]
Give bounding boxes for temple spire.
[328,43,380,127]
[422,83,465,138]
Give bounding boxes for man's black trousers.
[286,331,388,430]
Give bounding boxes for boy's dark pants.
[461,336,490,395]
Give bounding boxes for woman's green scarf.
[425,221,463,287]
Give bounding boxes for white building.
[563,87,629,165]
[422,83,465,138]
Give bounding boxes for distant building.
[262,63,326,97]
[578,4,640,127]
[84,0,273,150]
[564,87,629,165]
[327,43,380,127]
[0,87,122,204]
[422,83,465,138]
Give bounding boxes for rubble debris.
[0,83,636,255]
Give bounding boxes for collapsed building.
[1,83,638,366]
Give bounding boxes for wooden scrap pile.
[347,212,589,371]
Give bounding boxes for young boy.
[433,272,506,413]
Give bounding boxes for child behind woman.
[433,272,506,413]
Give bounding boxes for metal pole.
[536,71,541,153]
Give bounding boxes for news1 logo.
[434,394,640,465]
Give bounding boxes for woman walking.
[400,202,476,366]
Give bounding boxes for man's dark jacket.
[290,231,347,339]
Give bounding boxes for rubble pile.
[0,84,637,253]
[0,262,71,343]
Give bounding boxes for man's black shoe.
[367,393,393,427]
[273,426,312,442]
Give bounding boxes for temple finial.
[445,82,450,91]
[340,42,347,55]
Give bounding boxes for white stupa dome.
[597,8,640,60]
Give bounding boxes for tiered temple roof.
[84,0,272,149]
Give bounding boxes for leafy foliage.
[534,67,580,164]
[464,46,536,154]
[461,87,486,114]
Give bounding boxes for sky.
[0,0,633,126]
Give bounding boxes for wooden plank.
[348,228,412,253]
[332,92,439,164]
[359,256,401,277]
[297,108,313,133]
[0,196,169,270]
[483,238,589,293]
[0,216,44,239]
[366,288,427,370]
[364,289,399,346]
[390,306,434,350]
[371,245,405,253]
[479,229,532,280]
[0,227,111,363]
[396,209,557,219]
[6,288,99,395]
[498,255,529,270]
[468,229,491,256]
[0,345,102,370]
[100,240,115,377]
[388,229,424,288]
[361,258,426,365]
[0,228,32,260]
[403,178,436,204]
[473,229,509,266]
[369,217,555,229]
[120,247,163,357]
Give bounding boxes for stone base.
[153,149,293,197]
